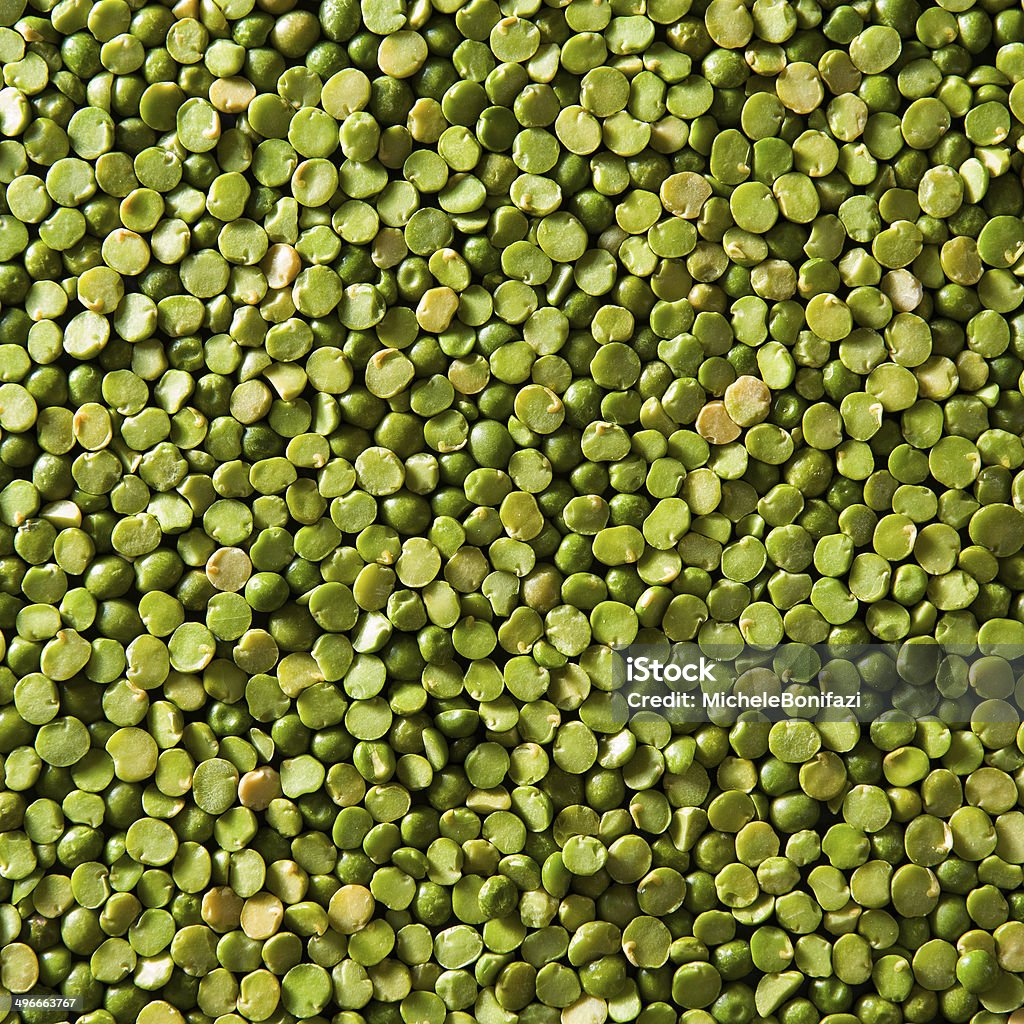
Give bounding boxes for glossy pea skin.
[3,0,1024,1020]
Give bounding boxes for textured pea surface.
[3,0,1024,1021]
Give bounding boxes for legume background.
[2,0,1024,1020]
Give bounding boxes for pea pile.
[3,0,1024,1017]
